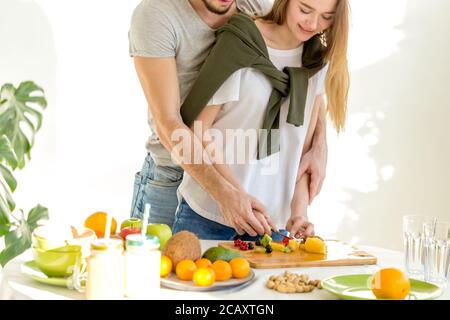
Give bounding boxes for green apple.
[146,224,172,250]
[120,218,142,231]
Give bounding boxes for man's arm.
[297,94,328,205]
[133,56,268,236]
[194,105,277,235]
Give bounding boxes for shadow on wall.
[330,0,450,251]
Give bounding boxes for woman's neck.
[255,20,303,50]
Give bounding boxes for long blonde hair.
[262,0,350,132]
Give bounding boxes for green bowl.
[32,226,96,257]
[32,234,66,251]
[32,246,83,278]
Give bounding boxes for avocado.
[202,246,242,262]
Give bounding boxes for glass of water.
[403,215,437,278]
[423,221,449,287]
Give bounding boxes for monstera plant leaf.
[0,165,16,234]
[0,81,48,266]
[0,126,17,238]
[0,205,49,267]
[0,81,47,169]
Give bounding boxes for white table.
[1,241,448,300]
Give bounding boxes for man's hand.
[216,188,276,236]
[252,202,279,235]
[285,215,315,240]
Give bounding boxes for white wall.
[1,0,147,228]
[1,0,449,251]
[310,0,450,250]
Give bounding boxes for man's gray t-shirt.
[129,0,215,167]
[129,0,274,168]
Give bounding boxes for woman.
[173,0,350,240]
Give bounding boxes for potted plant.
[0,81,49,266]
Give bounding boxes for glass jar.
[85,238,125,300]
[124,234,161,299]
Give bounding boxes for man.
[128,0,327,236]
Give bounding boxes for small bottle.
[124,234,161,299]
[86,238,125,300]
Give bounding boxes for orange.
[84,211,117,238]
[229,257,250,279]
[175,259,197,281]
[304,237,327,254]
[195,258,212,269]
[193,268,216,287]
[160,255,173,277]
[370,268,411,300]
[212,260,232,281]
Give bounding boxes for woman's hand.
[286,215,315,239]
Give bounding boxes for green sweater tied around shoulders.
[180,13,326,159]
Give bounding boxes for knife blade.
[271,229,294,241]
[271,229,306,243]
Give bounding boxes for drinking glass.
[403,215,437,278]
[423,221,449,287]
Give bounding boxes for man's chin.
[202,0,234,15]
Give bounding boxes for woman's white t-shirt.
[178,45,328,228]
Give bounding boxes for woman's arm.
[286,95,323,238]
[193,106,276,234]
[287,173,314,239]
[296,95,328,204]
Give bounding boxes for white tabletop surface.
[1,240,449,300]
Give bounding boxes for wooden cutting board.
[219,240,377,269]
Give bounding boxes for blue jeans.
[173,198,288,241]
[130,154,183,227]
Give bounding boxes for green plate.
[20,260,86,288]
[322,274,443,300]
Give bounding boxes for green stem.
[9,210,21,223]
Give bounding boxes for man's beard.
[201,0,233,15]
